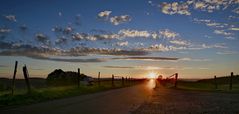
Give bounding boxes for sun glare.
[148,72,157,79]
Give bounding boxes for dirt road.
[2,80,239,114]
[133,85,239,114]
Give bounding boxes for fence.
[11,61,32,95]
[9,61,144,95]
[10,60,236,95]
[214,72,235,90]
[157,72,237,90]
[156,73,178,88]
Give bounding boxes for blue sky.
[0,0,239,79]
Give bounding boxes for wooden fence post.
[174,73,178,88]
[230,72,233,90]
[11,61,18,95]
[98,72,100,87]
[112,74,114,87]
[125,77,127,84]
[214,75,217,89]
[78,68,80,88]
[22,65,31,93]
[129,76,131,85]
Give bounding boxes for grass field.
[0,79,142,107]
[176,75,239,93]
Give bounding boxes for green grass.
[0,80,138,107]
[175,80,239,93]
[159,75,239,93]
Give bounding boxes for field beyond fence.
[155,72,239,93]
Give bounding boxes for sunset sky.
[0,0,238,79]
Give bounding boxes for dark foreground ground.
[133,85,239,114]
[1,80,239,114]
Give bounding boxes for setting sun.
[148,72,157,79]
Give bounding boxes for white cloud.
[52,26,62,32]
[194,2,207,10]
[35,33,48,41]
[213,43,228,48]
[233,7,239,14]
[151,32,158,39]
[0,28,11,33]
[118,29,151,38]
[63,26,73,34]
[159,29,179,39]
[110,15,131,25]
[200,43,228,49]
[193,18,228,28]
[158,0,239,15]
[98,10,112,18]
[229,27,239,31]
[170,40,190,46]
[55,37,67,45]
[161,2,191,15]
[179,43,228,50]
[72,32,120,41]
[206,22,227,28]
[193,18,235,39]
[147,44,172,52]
[71,29,180,41]
[35,33,51,45]
[58,12,62,16]
[72,33,88,40]
[216,51,238,55]
[193,0,236,13]
[148,1,154,6]
[179,57,210,62]
[193,18,211,23]
[115,41,128,47]
[145,44,186,52]
[4,15,17,22]
[133,42,144,47]
[204,35,212,39]
[214,30,233,36]
[228,15,239,20]
[118,29,178,39]
[225,36,235,40]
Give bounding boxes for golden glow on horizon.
[148,72,157,79]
